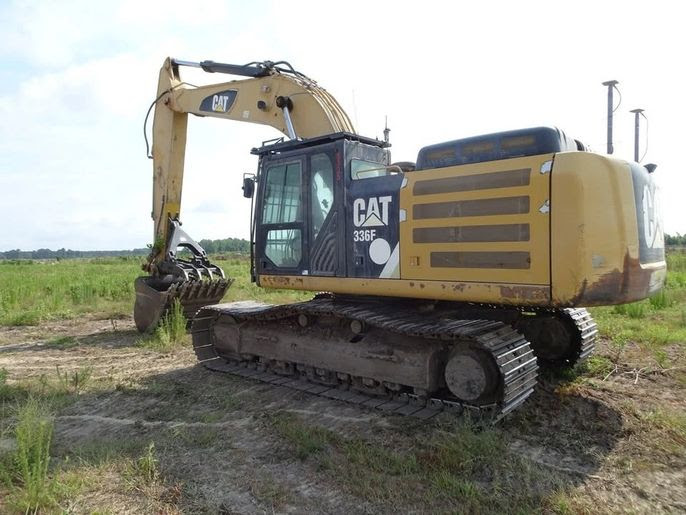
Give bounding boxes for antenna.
[602,80,620,154]
[629,108,646,162]
[383,116,390,145]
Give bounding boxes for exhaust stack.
[602,80,619,154]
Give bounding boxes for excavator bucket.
[134,276,232,332]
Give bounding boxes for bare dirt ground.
[1,315,685,514]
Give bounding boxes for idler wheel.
[444,349,500,403]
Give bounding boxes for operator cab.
[250,132,397,282]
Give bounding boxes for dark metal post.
[602,80,619,154]
[629,108,644,162]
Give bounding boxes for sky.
[0,0,684,251]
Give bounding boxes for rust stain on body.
[564,252,664,306]
[499,285,549,302]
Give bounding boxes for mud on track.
[1,315,684,513]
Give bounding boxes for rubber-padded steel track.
[191,297,539,421]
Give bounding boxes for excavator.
[134,57,666,419]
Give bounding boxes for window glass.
[262,162,302,224]
[351,159,397,180]
[310,153,334,240]
[265,229,302,268]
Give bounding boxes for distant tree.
[0,237,249,260]
[665,233,686,246]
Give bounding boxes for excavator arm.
[135,57,355,332]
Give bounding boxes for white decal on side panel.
[353,196,392,227]
[379,243,400,278]
[642,185,663,248]
[369,238,391,265]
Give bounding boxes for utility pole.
[602,80,619,154]
[629,108,645,162]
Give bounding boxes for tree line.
[0,237,250,260]
[665,233,686,246]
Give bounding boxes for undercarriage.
[191,295,597,420]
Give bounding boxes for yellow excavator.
[134,57,666,419]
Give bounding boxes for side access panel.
[399,154,553,301]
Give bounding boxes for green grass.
[0,257,141,326]
[268,413,561,511]
[591,250,686,349]
[3,397,59,512]
[0,368,8,399]
[47,335,78,347]
[138,299,188,351]
[125,442,159,489]
[0,255,307,330]
[270,412,340,460]
[214,257,310,305]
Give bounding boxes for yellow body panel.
[399,154,552,287]
[551,152,666,305]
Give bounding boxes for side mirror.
[242,176,255,198]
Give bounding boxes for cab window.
[310,153,334,239]
[351,159,398,180]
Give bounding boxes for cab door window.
[262,161,302,268]
[310,153,334,240]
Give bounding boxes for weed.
[585,355,615,378]
[6,397,58,512]
[250,477,293,510]
[613,301,646,318]
[47,335,77,347]
[55,365,93,395]
[125,442,159,489]
[430,471,481,502]
[270,412,339,460]
[653,349,669,368]
[649,290,670,310]
[169,426,220,448]
[343,439,418,475]
[641,409,686,440]
[0,368,8,399]
[139,299,187,351]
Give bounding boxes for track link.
[191,297,538,421]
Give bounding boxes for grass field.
[0,256,308,327]
[0,252,684,513]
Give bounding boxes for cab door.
[256,156,307,275]
[308,149,341,276]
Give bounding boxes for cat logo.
[353,196,392,227]
[199,90,237,114]
[212,95,231,112]
[642,185,663,249]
